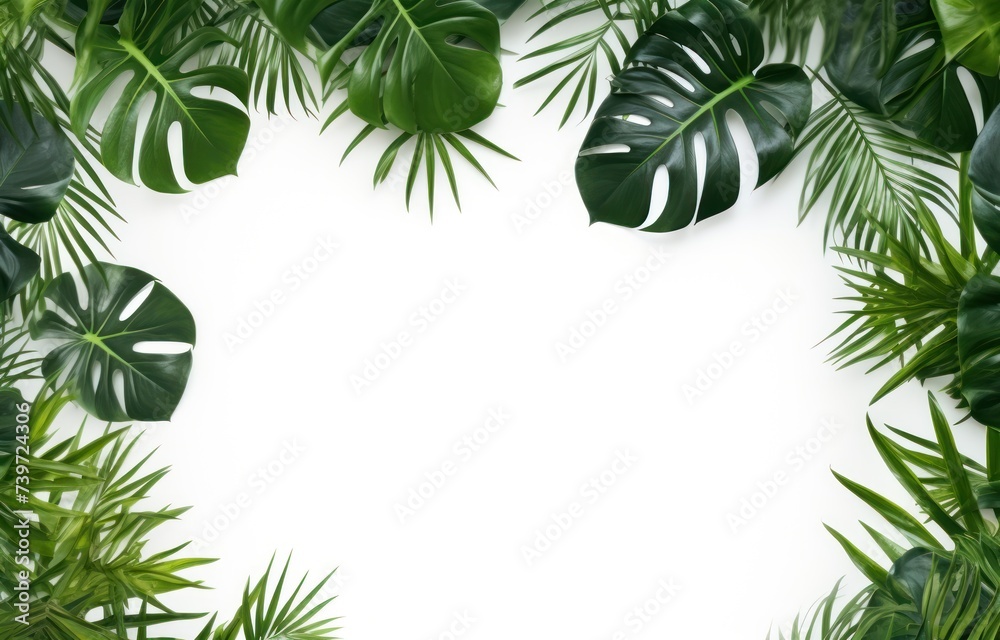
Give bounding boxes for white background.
[41,13,985,640]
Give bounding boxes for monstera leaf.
[342,0,502,133]
[0,103,74,224]
[958,275,1000,428]
[30,263,196,422]
[71,0,251,194]
[931,0,1000,76]
[825,0,936,115]
[260,0,501,133]
[970,106,1000,253]
[0,227,39,302]
[825,0,1000,152]
[575,0,811,231]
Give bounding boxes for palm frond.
[0,40,123,304]
[342,125,519,217]
[199,555,340,640]
[213,0,318,116]
[827,204,976,402]
[798,74,959,251]
[0,390,212,638]
[749,0,848,65]
[0,318,41,387]
[515,0,671,126]
[764,580,869,640]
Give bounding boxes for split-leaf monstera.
[825,0,1000,153]
[29,263,196,422]
[260,0,503,134]
[575,0,811,232]
[71,0,251,193]
[344,0,502,133]
[931,0,1000,76]
[0,102,74,224]
[971,106,1000,254]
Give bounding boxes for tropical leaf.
[8,175,123,304]
[29,263,196,422]
[957,274,1000,428]
[576,0,812,231]
[931,0,1000,76]
[0,392,213,638]
[336,0,502,133]
[515,0,671,126]
[63,0,126,24]
[471,0,526,20]
[824,0,1000,153]
[260,0,503,133]
[970,106,1000,254]
[214,0,318,115]
[0,101,74,224]
[0,226,38,302]
[0,42,123,296]
[342,126,518,214]
[749,0,849,65]
[196,555,340,640]
[797,75,958,249]
[764,581,870,640]
[71,0,251,193]
[828,205,977,402]
[312,0,384,47]
[0,319,40,387]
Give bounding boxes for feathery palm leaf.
[342,124,518,217]
[827,202,993,404]
[213,0,318,116]
[749,0,849,64]
[197,555,340,640]
[0,318,40,386]
[0,390,212,638]
[515,0,671,126]
[797,75,958,250]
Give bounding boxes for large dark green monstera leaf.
[971,106,1000,254]
[825,0,1000,153]
[71,0,251,194]
[575,0,811,232]
[30,263,196,422]
[0,103,74,224]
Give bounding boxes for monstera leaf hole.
[30,263,196,422]
[956,67,988,131]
